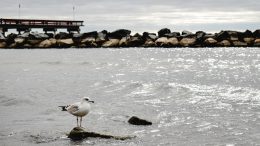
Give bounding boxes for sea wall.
[0,28,260,48]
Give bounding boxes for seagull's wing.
[66,103,80,114]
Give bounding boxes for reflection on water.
[0,48,259,145]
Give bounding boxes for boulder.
[108,29,131,39]
[102,39,120,47]
[96,30,108,45]
[14,37,26,46]
[6,33,17,45]
[38,39,57,48]
[155,37,169,47]
[128,116,152,125]
[243,37,255,45]
[81,31,98,39]
[0,33,5,40]
[232,41,247,47]
[158,28,171,37]
[68,127,134,141]
[168,37,179,47]
[55,32,71,39]
[182,30,195,38]
[30,32,49,40]
[142,32,157,41]
[164,32,180,38]
[217,40,231,47]
[204,38,217,47]
[179,38,196,47]
[196,31,206,43]
[119,37,129,47]
[143,40,156,47]
[127,33,144,47]
[0,42,6,48]
[253,39,260,47]
[243,30,253,38]
[253,29,260,38]
[216,30,239,41]
[57,38,74,47]
[81,37,97,47]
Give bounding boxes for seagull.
[59,97,94,127]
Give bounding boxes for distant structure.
[0,18,84,35]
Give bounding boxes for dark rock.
[128,116,152,125]
[164,32,180,38]
[68,127,134,141]
[81,31,98,39]
[6,33,17,45]
[55,32,71,39]
[254,39,260,47]
[182,30,195,38]
[30,32,49,40]
[158,28,171,38]
[216,30,239,41]
[96,31,108,45]
[0,42,6,48]
[196,31,206,43]
[142,32,157,41]
[127,33,144,47]
[81,37,97,47]
[243,30,253,38]
[232,41,247,47]
[179,38,196,47]
[108,29,131,39]
[253,29,260,38]
[204,38,217,47]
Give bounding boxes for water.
[0,48,259,146]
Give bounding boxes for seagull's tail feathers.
[58,106,67,111]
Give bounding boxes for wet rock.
[127,33,144,47]
[155,37,169,47]
[254,39,260,47]
[30,32,49,40]
[55,32,71,39]
[68,127,134,141]
[128,116,152,125]
[204,38,217,47]
[143,32,157,41]
[81,31,98,39]
[6,33,17,45]
[158,28,171,37]
[217,40,231,47]
[38,39,57,48]
[164,32,180,38]
[96,30,108,45]
[57,38,74,47]
[182,30,195,38]
[143,40,155,47]
[253,29,260,38]
[179,38,196,47]
[0,42,6,48]
[102,39,120,47]
[108,29,131,39]
[216,30,239,41]
[81,37,97,47]
[243,30,253,38]
[195,31,206,43]
[232,41,247,47]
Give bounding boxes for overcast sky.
[0,0,259,33]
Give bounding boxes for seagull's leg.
[77,117,79,127]
[80,117,82,127]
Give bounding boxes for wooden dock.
[0,18,84,34]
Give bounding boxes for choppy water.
[0,48,259,146]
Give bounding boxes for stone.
[38,39,57,48]
[81,37,96,46]
[168,37,179,46]
[204,38,217,47]
[68,127,134,141]
[127,33,144,47]
[164,32,180,38]
[102,39,120,47]
[217,40,231,47]
[55,32,71,39]
[155,37,169,47]
[253,29,260,38]
[81,31,98,39]
[6,33,17,45]
[196,31,206,43]
[0,33,5,40]
[158,28,171,37]
[216,30,239,41]
[142,32,157,41]
[243,37,255,45]
[243,30,253,38]
[119,37,129,47]
[143,40,155,47]
[57,38,74,47]
[96,31,108,45]
[30,32,49,40]
[253,39,260,47]
[0,42,6,48]
[232,41,247,47]
[27,40,42,45]
[128,116,152,125]
[14,37,26,45]
[108,29,131,39]
[179,38,196,47]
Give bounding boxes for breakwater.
[0,28,259,48]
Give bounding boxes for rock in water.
[68,127,134,141]
[128,116,152,125]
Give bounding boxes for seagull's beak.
[89,100,94,103]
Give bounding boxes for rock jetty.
[0,29,259,48]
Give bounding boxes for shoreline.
[0,28,259,48]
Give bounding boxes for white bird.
[59,97,94,127]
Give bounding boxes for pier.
[0,18,84,35]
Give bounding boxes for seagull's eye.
[85,98,89,101]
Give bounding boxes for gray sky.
[0,0,259,33]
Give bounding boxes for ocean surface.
[0,48,259,146]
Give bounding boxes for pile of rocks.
[0,28,259,48]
